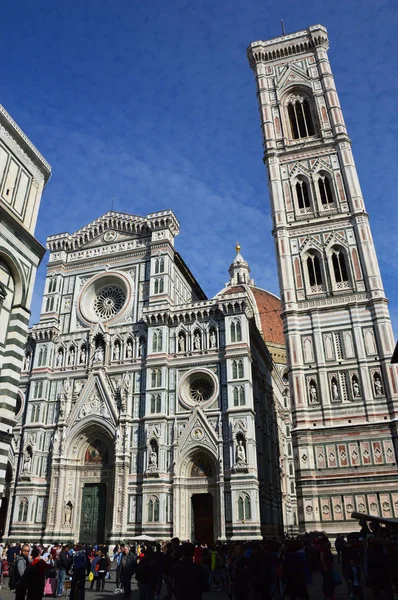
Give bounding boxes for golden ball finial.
[235,242,241,253]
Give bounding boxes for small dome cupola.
[227,243,254,287]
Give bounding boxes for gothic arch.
[64,417,115,460]
[281,85,319,140]
[178,447,218,480]
[301,247,326,294]
[0,249,25,305]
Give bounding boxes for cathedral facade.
[0,105,50,533]
[247,25,398,532]
[6,210,296,543]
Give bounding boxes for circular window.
[78,272,133,325]
[189,378,213,403]
[179,368,219,409]
[93,285,126,319]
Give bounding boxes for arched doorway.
[60,423,114,544]
[79,438,110,543]
[176,450,219,544]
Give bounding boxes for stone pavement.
[0,561,362,600]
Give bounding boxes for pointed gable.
[68,371,118,429]
[177,406,218,458]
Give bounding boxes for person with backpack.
[56,545,71,597]
[18,545,51,600]
[70,545,88,600]
[12,544,30,600]
[96,550,110,592]
[135,546,156,600]
[89,551,101,591]
[170,542,208,600]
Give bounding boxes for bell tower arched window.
[331,247,349,286]
[287,97,315,139]
[307,254,323,287]
[318,175,334,206]
[296,180,311,210]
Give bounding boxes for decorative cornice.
[0,104,51,182]
[46,210,180,253]
[247,25,328,68]
[31,320,60,341]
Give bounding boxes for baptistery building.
[5,210,296,543]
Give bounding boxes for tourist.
[229,543,249,600]
[119,545,136,599]
[70,545,88,600]
[346,557,363,600]
[14,544,30,600]
[170,542,208,600]
[365,537,393,599]
[19,545,50,600]
[96,550,110,592]
[135,546,157,600]
[162,538,180,600]
[89,551,100,591]
[319,536,334,600]
[283,540,309,600]
[334,534,346,564]
[113,544,124,593]
[56,545,71,597]
[247,543,272,600]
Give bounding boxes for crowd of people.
[0,521,397,600]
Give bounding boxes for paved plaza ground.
[0,559,357,600]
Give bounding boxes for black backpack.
[9,559,23,590]
[135,559,151,583]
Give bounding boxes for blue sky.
[2,0,398,334]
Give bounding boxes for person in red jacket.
[19,546,51,600]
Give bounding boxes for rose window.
[179,368,219,409]
[189,378,213,403]
[93,286,126,319]
[78,272,132,325]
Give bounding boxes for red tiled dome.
[219,285,284,346]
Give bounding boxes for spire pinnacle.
[226,243,254,287]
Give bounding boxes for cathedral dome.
[219,284,284,347]
[218,244,284,353]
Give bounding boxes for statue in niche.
[22,448,32,473]
[126,340,133,359]
[68,348,75,366]
[79,346,86,364]
[210,331,217,349]
[113,343,121,360]
[352,379,361,398]
[309,382,318,403]
[64,503,72,525]
[374,375,383,396]
[63,379,71,397]
[139,338,146,357]
[331,380,339,401]
[194,333,201,350]
[149,448,157,468]
[24,354,31,371]
[56,350,63,367]
[236,440,246,464]
[93,345,104,363]
[178,335,185,352]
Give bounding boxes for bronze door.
[79,483,106,543]
[192,493,214,546]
